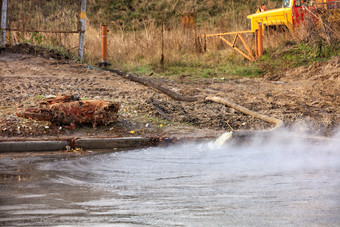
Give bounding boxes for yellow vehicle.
[246,0,340,32]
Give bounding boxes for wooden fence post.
[78,0,87,60]
[1,0,8,47]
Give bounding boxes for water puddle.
[1,130,340,226]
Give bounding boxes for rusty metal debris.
[15,95,120,129]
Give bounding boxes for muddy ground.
[0,44,339,141]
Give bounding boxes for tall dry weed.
[5,0,337,71]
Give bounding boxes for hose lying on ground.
[106,68,284,134]
[107,68,200,102]
[205,96,283,145]
[205,96,283,129]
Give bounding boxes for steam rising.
[207,126,340,174]
[26,125,340,226]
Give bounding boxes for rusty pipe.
[257,22,263,58]
[255,30,259,57]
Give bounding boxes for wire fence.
[1,0,86,59]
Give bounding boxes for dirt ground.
[0,44,339,141]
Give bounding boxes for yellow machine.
[246,0,340,32]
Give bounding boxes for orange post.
[255,30,259,57]
[257,22,263,57]
[102,24,108,63]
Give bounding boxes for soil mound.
[2,43,71,60]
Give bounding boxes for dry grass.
[3,0,339,76]
[83,19,258,70]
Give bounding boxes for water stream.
[1,132,340,226]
